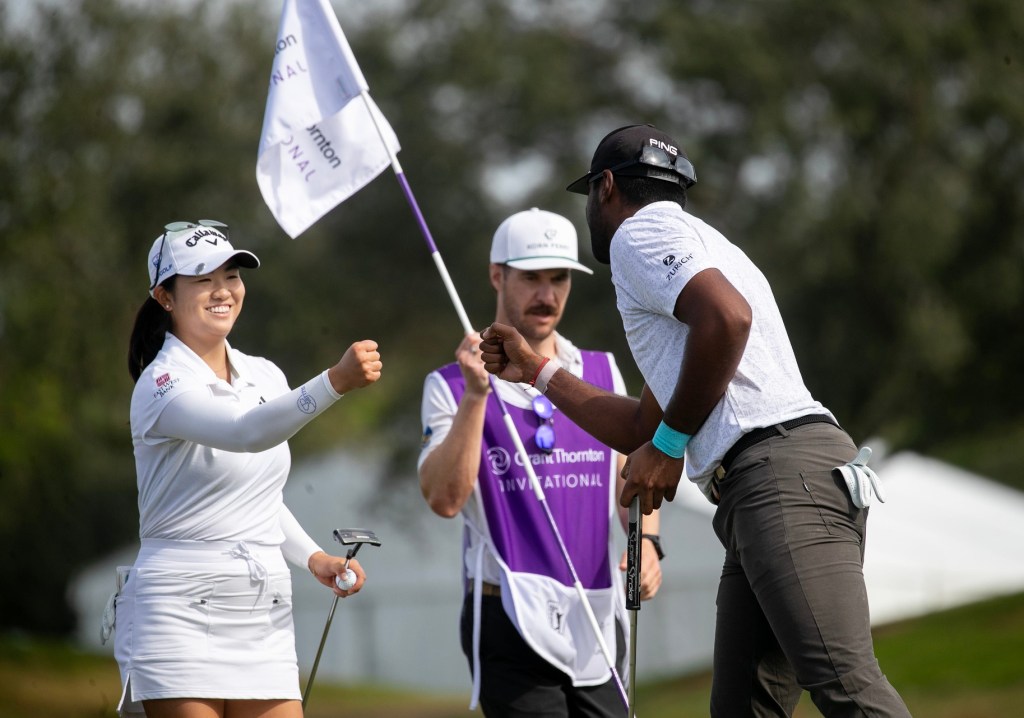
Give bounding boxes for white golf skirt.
[114,539,300,716]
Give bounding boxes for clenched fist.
[328,340,382,394]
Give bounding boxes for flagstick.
[358,92,628,707]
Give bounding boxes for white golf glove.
[100,565,131,644]
[833,446,886,509]
[100,591,116,644]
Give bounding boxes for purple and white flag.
[257,0,400,238]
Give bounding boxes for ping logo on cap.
[648,138,679,156]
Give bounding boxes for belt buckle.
[714,465,726,481]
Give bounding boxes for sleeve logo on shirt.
[296,386,317,414]
[421,425,433,448]
[152,373,179,399]
[664,252,694,280]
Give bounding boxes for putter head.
[332,528,381,548]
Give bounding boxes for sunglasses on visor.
[591,145,697,188]
[149,219,229,291]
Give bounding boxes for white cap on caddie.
[489,208,593,275]
[147,220,260,296]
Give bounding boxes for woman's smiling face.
[161,262,246,349]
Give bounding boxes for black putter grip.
[626,497,642,611]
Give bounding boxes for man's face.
[492,265,572,343]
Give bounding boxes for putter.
[302,528,382,710]
[626,497,642,718]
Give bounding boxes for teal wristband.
[652,421,691,459]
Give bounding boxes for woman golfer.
[117,220,382,718]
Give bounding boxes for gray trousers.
[710,421,912,717]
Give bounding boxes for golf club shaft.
[306,530,382,708]
[627,496,642,718]
[302,595,339,709]
[628,611,638,717]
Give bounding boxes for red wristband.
[528,357,550,387]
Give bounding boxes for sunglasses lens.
[680,159,696,184]
[532,395,554,420]
[536,424,555,452]
[641,146,670,168]
[532,395,555,452]
[164,220,228,232]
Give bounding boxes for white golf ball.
[335,569,357,590]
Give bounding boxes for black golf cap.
[566,123,697,194]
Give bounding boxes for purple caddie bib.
[440,351,616,589]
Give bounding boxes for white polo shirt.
[610,202,831,498]
[130,333,340,566]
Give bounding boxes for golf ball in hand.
[335,569,357,590]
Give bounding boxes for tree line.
[1,0,1021,635]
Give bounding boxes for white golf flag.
[257,0,400,238]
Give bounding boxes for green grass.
[4,592,1024,717]
[642,591,1024,717]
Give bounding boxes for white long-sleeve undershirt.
[154,370,341,452]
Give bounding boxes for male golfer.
[418,207,663,717]
[479,126,912,716]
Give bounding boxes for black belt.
[719,414,838,475]
[475,582,501,597]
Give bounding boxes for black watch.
[642,533,665,561]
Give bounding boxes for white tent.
[71,446,1024,693]
[860,450,1024,623]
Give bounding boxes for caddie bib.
[440,351,627,694]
